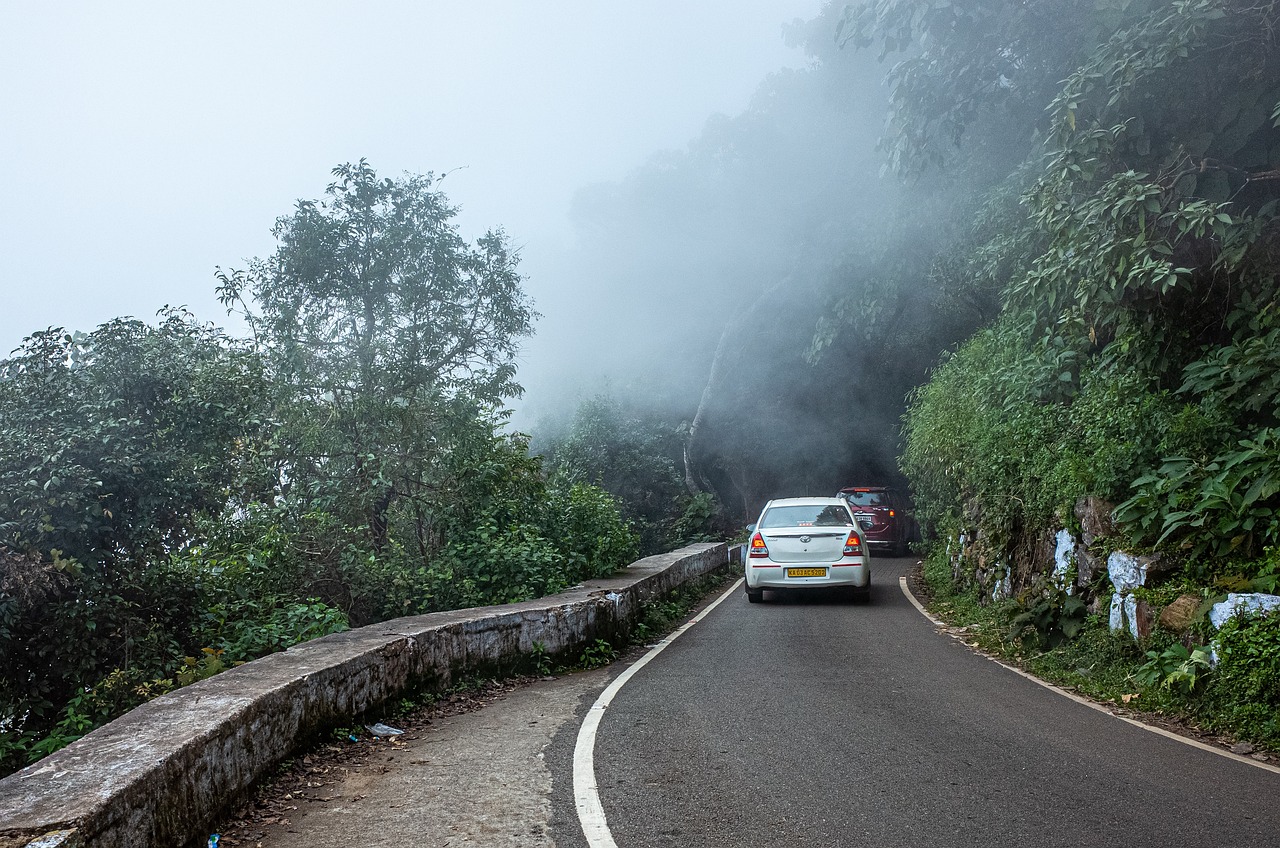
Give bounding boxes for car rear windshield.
[843,490,887,507]
[760,504,855,528]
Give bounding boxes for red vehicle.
[836,487,916,557]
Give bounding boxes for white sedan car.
[744,497,871,603]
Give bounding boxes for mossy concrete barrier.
[0,542,729,848]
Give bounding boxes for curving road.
[244,554,1280,847]
[557,555,1280,847]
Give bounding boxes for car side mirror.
[745,524,756,533]
[858,519,873,531]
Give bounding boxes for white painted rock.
[1209,593,1280,629]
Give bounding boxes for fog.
[520,6,970,515]
[0,0,823,354]
[2,1,970,521]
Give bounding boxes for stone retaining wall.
[0,542,729,848]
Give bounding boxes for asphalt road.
[550,555,1280,848]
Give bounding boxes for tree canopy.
[217,160,538,550]
[0,163,635,777]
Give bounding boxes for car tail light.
[748,532,770,558]
[889,509,896,517]
[843,531,863,556]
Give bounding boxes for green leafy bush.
[1008,584,1087,651]
[542,482,640,585]
[439,519,567,607]
[577,639,619,670]
[537,395,690,555]
[1118,428,1280,559]
[1133,642,1213,694]
[220,601,348,662]
[671,493,721,545]
[1204,611,1280,747]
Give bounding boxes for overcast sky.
[0,1,826,363]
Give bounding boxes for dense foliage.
[536,395,725,554]
[0,315,276,766]
[877,0,1280,560]
[0,163,637,776]
[869,0,1280,743]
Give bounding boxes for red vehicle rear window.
[842,490,887,507]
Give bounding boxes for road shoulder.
[217,671,611,847]
[898,572,1280,776]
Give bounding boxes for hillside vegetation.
[878,0,1280,747]
[0,163,651,776]
[854,0,1280,748]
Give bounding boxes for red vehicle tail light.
[843,531,863,556]
[749,532,770,558]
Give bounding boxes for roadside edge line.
[898,574,1280,777]
[573,577,746,847]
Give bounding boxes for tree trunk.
[683,320,736,495]
[683,275,792,497]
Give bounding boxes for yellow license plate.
[786,567,827,578]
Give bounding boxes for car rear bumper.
[745,562,870,590]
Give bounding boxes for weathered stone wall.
[0,542,728,848]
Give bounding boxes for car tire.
[746,588,764,604]
[852,586,871,604]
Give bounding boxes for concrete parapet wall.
[0,542,729,848]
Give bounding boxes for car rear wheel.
[746,588,764,603]
[851,586,871,604]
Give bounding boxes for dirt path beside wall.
[218,670,609,848]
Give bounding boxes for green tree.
[213,161,637,625]
[0,312,272,767]
[540,396,690,554]
[217,160,537,551]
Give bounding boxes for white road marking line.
[573,577,746,847]
[899,574,1280,777]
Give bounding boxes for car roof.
[764,497,850,507]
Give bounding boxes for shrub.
[543,482,640,585]
[220,600,348,662]
[1133,642,1213,694]
[1204,610,1280,747]
[1008,584,1087,651]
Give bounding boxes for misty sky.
[0,1,825,363]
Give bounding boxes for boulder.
[1072,497,1119,593]
[1074,496,1118,546]
[1052,529,1076,593]
[1108,551,1148,639]
[1139,552,1171,578]
[1075,545,1103,591]
[1210,593,1280,629]
[1087,595,1109,618]
[1133,598,1155,640]
[1158,594,1202,633]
